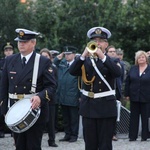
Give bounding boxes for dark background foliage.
[0,0,150,63]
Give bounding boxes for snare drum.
[5,98,41,133]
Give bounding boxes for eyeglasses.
[108,51,116,53]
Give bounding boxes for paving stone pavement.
[0,132,150,150]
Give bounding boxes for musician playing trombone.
[69,26,122,150]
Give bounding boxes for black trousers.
[14,123,45,150]
[0,105,5,132]
[82,117,116,150]
[47,104,56,143]
[129,101,149,140]
[55,104,59,131]
[0,114,5,132]
[61,105,79,139]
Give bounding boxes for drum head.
[5,98,31,125]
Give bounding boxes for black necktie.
[67,63,69,67]
[22,57,26,68]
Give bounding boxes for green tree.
[0,0,150,62]
[0,0,18,50]
[33,0,123,53]
[16,0,36,29]
[111,0,150,62]
[33,0,62,50]
[0,0,36,55]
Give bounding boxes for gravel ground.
[0,132,150,150]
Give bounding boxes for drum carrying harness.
[9,53,40,99]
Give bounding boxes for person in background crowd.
[125,50,150,141]
[0,42,14,70]
[116,48,131,83]
[0,28,56,150]
[106,45,124,141]
[40,48,58,147]
[69,26,121,150]
[54,46,80,143]
[107,45,124,101]
[0,42,14,138]
[50,50,60,62]
[146,51,150,64]
[49,50,60,133]
[116,48,131,107]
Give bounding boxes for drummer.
[0,28,57,150]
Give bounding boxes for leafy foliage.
[0,0,150,62]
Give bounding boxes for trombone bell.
[86,41,98,54]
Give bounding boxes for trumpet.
[86,41,98,54]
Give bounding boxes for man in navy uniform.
[0,28,57,150]
[69,27,121,150]
[0,42,14,70]
[0,42,14,138]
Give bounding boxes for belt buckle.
[88,92,94,98]
[17,94,24,100]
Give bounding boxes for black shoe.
[129,139,136,141]
[141,139,147,141]
[69,138,77,142]
[0,132,4,138]
[59,136,70,142]
[48,141,58,147]
[48,140,58,147]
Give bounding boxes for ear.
[105,42,109,48]
[32,40,36,47]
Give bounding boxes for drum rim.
[7,108,41,133]
[5,98,41,133]
[5,98,31,125]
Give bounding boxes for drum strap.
[30,53,40,93]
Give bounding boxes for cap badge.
[95,28,102,34]
[19,30,25,37]
[6,42,10,46]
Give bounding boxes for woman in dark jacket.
[40,48,58,147]
[125,50,150,141]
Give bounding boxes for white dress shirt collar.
[21,51,33,63]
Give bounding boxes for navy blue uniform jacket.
[69,56,121,118]
[125,65,150,103]
[0,51,57,123]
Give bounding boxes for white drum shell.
[5,98,41,133]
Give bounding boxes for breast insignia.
[48,67,53,73]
